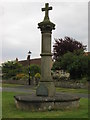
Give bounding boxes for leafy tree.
[2,61,23,79]
[24,64,41,78]
[52,52,88,79]
[30,64,41,77]
[53,36,86,60]
[2,61,41,80]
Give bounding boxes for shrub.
[2,61,23,79]
[59,76,68,81]
[35,73,41,85]
[24,64,41,78]
[16,73,28,80]
[52,52,88,80]
[80,77,88,83]
[35,73,41,79]
[52,70,70,81]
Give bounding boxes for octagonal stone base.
[14,93,80,111]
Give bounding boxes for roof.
[19,58,41,66]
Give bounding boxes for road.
[2,86,90,98]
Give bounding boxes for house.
[16,56,53,69]
[16,57,41,67]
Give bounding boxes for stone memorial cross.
[36,3,55,97]
[14,3,80,111]
[42,3,52,20]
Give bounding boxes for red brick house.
[16,57,41,67]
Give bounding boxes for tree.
[2,61,23,79]
[24,64,41,78]
[30,64,41,77]
[52,52,88,79]
[53,36,86,60]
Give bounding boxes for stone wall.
[2,79,88,89]
[2,79,35,85]
[54,81,88,89]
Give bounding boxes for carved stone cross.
[42,3,52,20]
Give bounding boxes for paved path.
[2,87,35,94]
[2,86,90,98]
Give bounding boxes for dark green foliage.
[53,36,86,60]
[2,61,40,79]
[2,61,23,79]
[23,64,41,78]
[52,36,88,80]
[52,52,89,79]
[30,64,41,77]
[52,60,61,71]
[2,60,41,80]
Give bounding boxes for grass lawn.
[56,87,88,94]
[0,91,2,119]
[0,83,2,87]
[2,91,89,118]
[2,83,24,87]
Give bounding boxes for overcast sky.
[0,1,88,64]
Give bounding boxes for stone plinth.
[14,93,80,111]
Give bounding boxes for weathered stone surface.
[14,93,80,111]
[54,81,88,89]
[42,3,52,21]
[38,3,55,32]
[36,83,48,96]
[36,82,55,97]
[36,3,56,97]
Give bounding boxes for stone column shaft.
[42,32,51,53]
[36,3,55,97]
[36,31,55,97]
[41,32,52,82]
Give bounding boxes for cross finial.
[42,3,52,21]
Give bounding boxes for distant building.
[16,57,41,67]
[16,57,53,69]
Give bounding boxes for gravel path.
[2,86,90,98]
